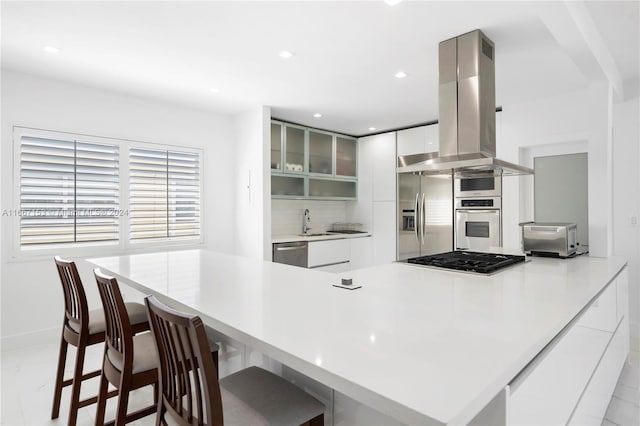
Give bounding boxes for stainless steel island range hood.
[397,30,533,178]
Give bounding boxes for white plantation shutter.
[168,151,200,238]
[129,148,200,240]
[74,141,120,242]
[19,135,119,246]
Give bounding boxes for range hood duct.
[397,30,533,178]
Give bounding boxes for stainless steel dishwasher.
[272,241,308,268]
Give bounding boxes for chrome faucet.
[302,209,311,234]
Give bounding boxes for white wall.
[233,106,271,260]
[612,97,640,343]
[272,199,349,236]
[499,83,613,257]
[0,70,237,342]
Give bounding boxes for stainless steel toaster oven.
[520,222,578,258]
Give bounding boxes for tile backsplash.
[271,200,350,236]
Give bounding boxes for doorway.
[534,152,589,249]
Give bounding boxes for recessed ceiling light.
[313,113,322,118]
[209,88,220,94]
[384,0,404,5]
[279,50,295,59]
[43,45,60,54]
[394,71,407,79]
[369,127,377,131]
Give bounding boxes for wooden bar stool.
[94,269,160,426]
[145,295,325,426]
[51,257,150,426]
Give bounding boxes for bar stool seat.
[108,331,220,376]
[68,303,148,335]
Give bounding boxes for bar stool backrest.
[54,256,89,335]
[94,269,134,375]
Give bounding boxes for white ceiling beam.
[536,0,624,99]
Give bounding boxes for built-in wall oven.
[455,197,502,251]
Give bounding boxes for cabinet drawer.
[578,279,617,333]
[616,267,629,324]
[569,319,628,425]
[308,239,350,268]
[509,324,611,425]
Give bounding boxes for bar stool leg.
[95,371,109,426]
[51,333,68,419]
[68,343,87,426]
[115,381,131,425]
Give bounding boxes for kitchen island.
[87,250,628,425]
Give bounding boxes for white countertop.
[272,231,371,243]
[87,250,626,425]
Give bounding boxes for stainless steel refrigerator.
[397,173,453,260]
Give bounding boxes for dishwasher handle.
[275,245,307,252]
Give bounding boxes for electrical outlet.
[630,216,638,226]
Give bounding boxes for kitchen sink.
[327,230,368,234]
[298,233,334,237]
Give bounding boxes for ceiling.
[2,1,638,137]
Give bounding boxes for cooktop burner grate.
[407,251,526,274]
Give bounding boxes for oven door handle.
[456,209,500,214]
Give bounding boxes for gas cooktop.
[406,251,526,274]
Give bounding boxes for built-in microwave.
[454,176,502,198]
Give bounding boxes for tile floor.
[1,342,155,425]
[1,340,639,425]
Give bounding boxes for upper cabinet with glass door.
[271,120,357,200]
[336,136,357,177]
[285,125,306,173]
[270,122,283,171]
[308,130,333,175]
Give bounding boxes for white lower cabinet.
[569,318,629,425]
[509,325,611,425]
[308,237,372,272]
[578,277,618,333]
[349,235,373,270]
[508,268,629,425]
[308,239,350,269]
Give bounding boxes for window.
[129,148,200,241]
[19,135,119,246]
[14,127,202,254]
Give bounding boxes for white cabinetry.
[509,268,629,426]
[308,239,350,270]
[354,132,397,268]
[396,124,438,157]
[271,120,357,200]
[349,236,373,270]
[308,237,372,272]
[569,319,628,425]
[367,132,396,202]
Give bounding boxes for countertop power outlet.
[333,278,361,290]
[630,216,638,226]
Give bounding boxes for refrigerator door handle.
[421,193,425,244]
[414,193,420,244]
